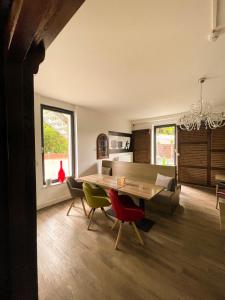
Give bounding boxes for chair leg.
[67,199,75,216]
[216,195,219,209]
[216,184,219,209]
[88,208,93,219]
[101,207,113,221]
[115,221,123,250]
[88,208,95,230]
[131,222,144,246]
[111,219,119,230]
[81,197,87,216]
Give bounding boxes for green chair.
[83,182,111,229]
[89,184,107,197]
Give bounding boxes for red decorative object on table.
[58,160,65,183]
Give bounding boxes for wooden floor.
[37,185,225,300]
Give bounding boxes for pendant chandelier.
[178,77,225,131]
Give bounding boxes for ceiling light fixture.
[178,77,225,131]
[208,0,225,42]
[208,29,219,41]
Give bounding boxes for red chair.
[216,182,225,209]
[108,189,144,249]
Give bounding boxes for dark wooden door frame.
[1,1,85,299]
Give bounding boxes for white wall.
[35,93,132,210]
[76,106,132,177]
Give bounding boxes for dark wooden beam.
[5,42,45,300]
[1,0,86,299]
[0,1,12,297]
[7,0,85,61]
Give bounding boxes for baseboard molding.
[37,195,70,211]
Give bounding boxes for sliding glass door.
[154,124,176,166]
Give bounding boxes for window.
[41,105,75,184]
[154,124,176,166]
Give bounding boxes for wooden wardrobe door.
[211,127,225,186]
[132,129,151,163]
[178,127,209,186]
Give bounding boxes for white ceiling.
[35,0,225,120]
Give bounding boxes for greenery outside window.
[154,124,176,166]
[41,105,75,184]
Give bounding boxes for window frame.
[41,104,75,185]
[154,124,177,166]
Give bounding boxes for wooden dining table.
[78,174,164,231]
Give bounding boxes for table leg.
[136,198,155,232]
[139,198,145,211]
